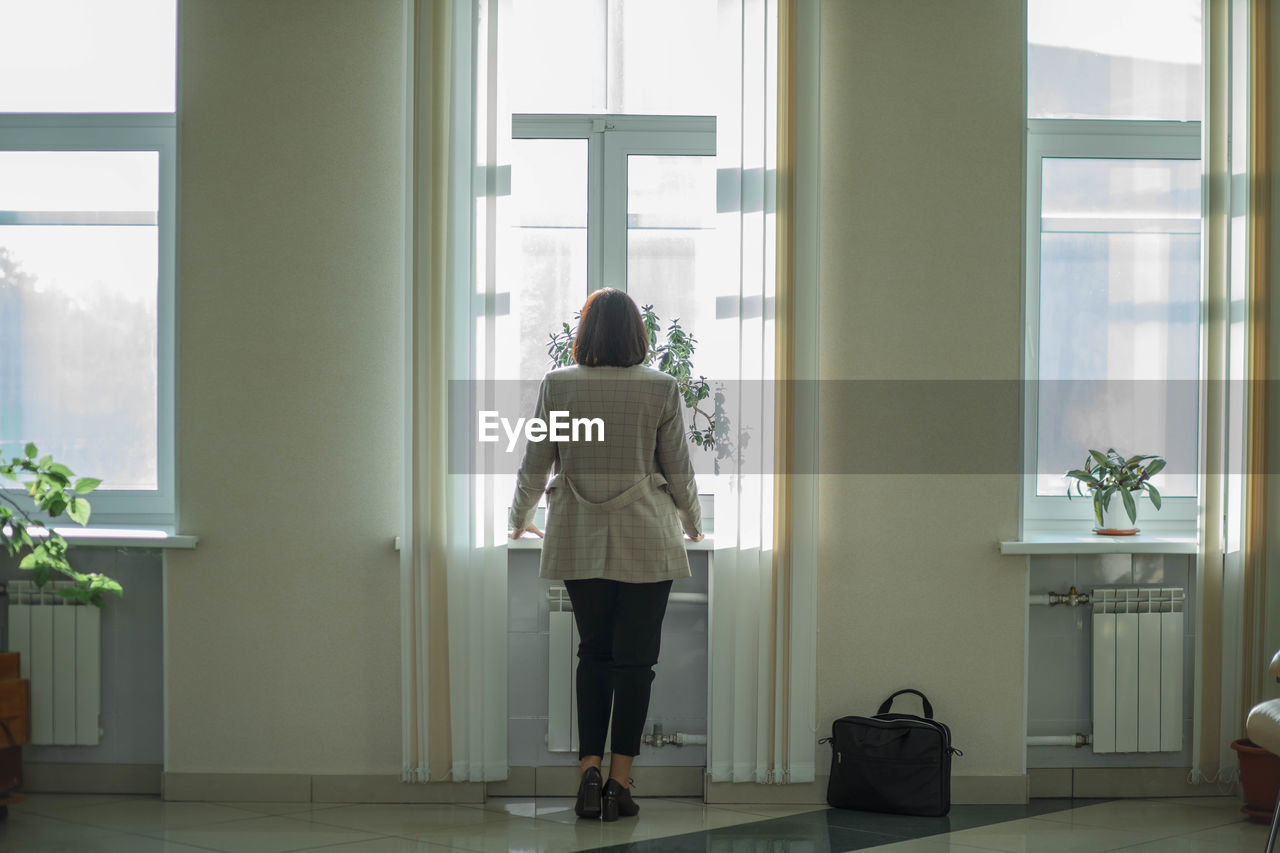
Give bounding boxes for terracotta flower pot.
[1232,738,1280,822]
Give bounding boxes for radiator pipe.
[1026,733,1091,748]
[1029,586,1091,607]
[642,731,708,748]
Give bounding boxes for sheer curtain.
[705,0,817,785]
[1190,0,1263,786]
[401,0,508,783]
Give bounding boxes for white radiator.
[6,580,101,746]
[1091,587,1183,754]
[547,589,580,753]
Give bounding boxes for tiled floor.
[0,792,1264,852]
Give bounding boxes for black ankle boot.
[601,778,639,821]
[575,766,602,818]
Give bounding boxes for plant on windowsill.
[547,304,728,454]
[1064,448,1165,535]
[0,443,123,607]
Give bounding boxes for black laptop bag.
[821,688,962,817]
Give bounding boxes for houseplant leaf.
[1121,487,1137,524]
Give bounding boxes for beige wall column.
[816,0,1027,797]
[168,0,407,775]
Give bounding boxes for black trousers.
[563,577,673,759]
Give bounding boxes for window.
[1025,0,1203,527]
[503,115,717,383]
[0,0,177,526]
[491,0,720,386]
[477,0,774,537]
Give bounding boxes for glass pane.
[1028,0,1202,121]
[1037,158,1200,498]
[494,139,588,381]
[0,0,176,113]
[625,155,728,375]
[612,0,718,115]
[0,151,159,490]
[501,0,606,114]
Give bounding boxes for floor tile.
[684,799,829,819]
[43,798,267,833]
[301,803,512,836]
[1109,831,1267,852]
[414,814,645,853]
[0,809,214,852]
[291,839,454,853]
[534,796,772,834]
[1,794,1266,853]
[11,792,155,820]
[135,813,386,853]
[943,816,1168,852]
[865,838,1012,853]
[1036,799,1243,834]
[209,801,349,816]
[459,796,578,820]
[1136,796,1242,811]
[1174,817,1272,849]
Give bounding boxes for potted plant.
[0,443,122,607]
[1232,737,1280,822]
[1064,448,1165,534]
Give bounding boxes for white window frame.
[1023,118,1202,531]
[0,113,177,528]
[511,113,716,293]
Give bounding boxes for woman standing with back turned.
[509,288,704,822]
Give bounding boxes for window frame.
[1023,118,1203,530]
[511,113,716,294]
[0,112,178,528]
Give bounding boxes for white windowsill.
[1000,527,1197,555]
[508,533,714,552]
[6,527,199,549]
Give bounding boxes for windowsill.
[508,533,714,552]
[1000,526,1197,555]
[9,527,199,550]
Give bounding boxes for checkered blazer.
[509,364,702,583]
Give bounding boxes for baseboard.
[312,775,484,804]
[951,774,1028,804]
[1028,767,1073,798]
[163,773,311,802]
[24,762,162,795]
[1069,767,1235,799]
[704,777,827,804]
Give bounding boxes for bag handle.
[877,688,934,719]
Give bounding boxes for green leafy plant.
[1065,448,1166,526]
[0,443,123,607]
[547,304,724,450]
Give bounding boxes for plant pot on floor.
[1232,737,1280,822]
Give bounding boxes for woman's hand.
[509,525,544,539]
[686,532,704,542]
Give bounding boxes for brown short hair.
[573,288,649,367]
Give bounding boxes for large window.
[479,0,774,536]
[0,0,177,526]
[1025,0,1203,526]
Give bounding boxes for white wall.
[815,0,1027,786]
[167,0,406,774]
